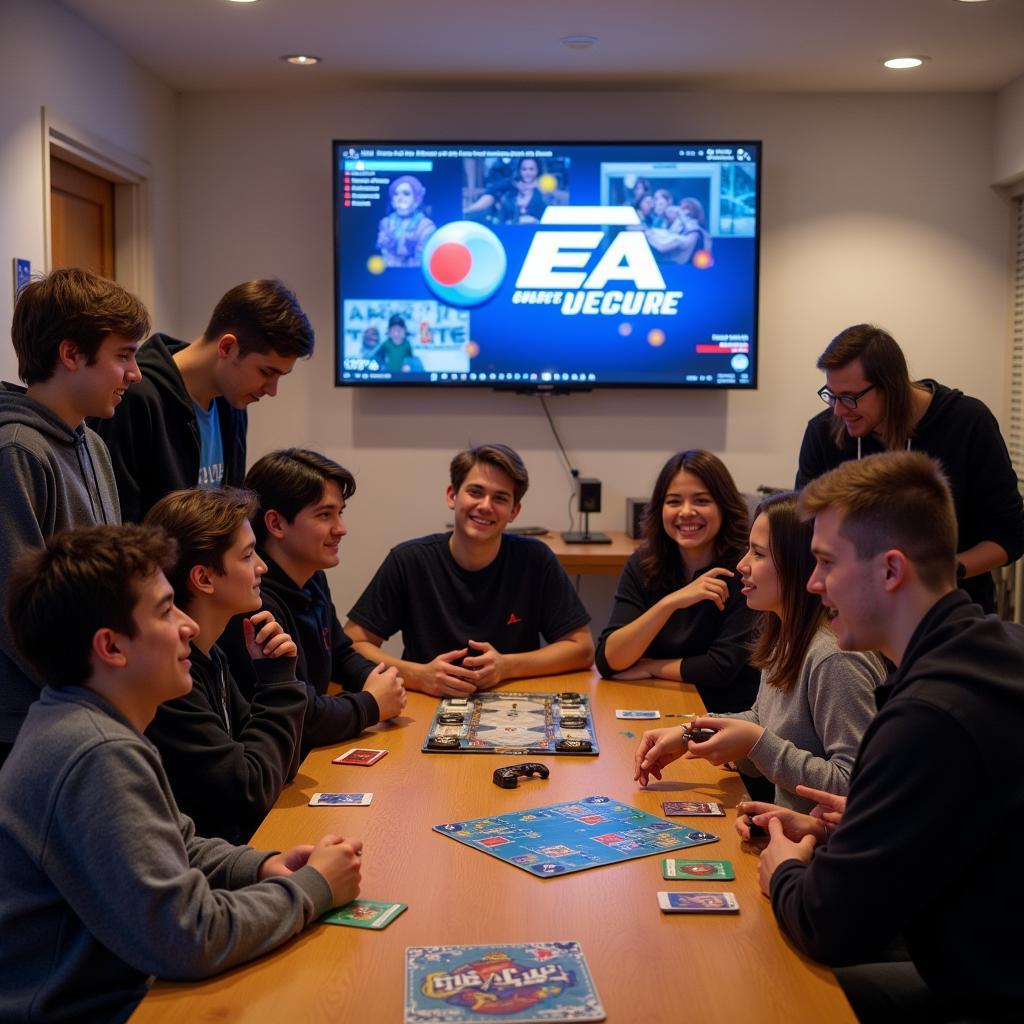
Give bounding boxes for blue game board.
[404,941,605,1023]
[434,795,719,877]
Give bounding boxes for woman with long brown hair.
[633,491,882,816]
[595,450,759,712]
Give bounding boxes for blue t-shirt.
[193,401,224,489]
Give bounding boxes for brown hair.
[450,444,529,504]
[11,268,150,385]
[202,279,314,359]
[638,450,749,591]
[817,324,917,451]
[798,451,957,592]
[747,493,829,691]
[143,487,258,610]
[246,448,356,544]
[7,524,176,687]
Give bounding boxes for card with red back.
[332,747,388,766]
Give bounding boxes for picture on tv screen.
[333,141,760,390]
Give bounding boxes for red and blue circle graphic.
[421,221,507,307]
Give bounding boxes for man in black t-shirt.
[344,444,594,696]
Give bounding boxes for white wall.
[0,0,178,383]
[177,89,1011,628]
[994,72,1024,186]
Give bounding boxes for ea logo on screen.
[421,221,507,307]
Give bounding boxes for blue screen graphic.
[333,141,760,390]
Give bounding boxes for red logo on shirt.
[506,612,522,625]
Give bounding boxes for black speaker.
[578,478,602,514]
[626,497,649,539]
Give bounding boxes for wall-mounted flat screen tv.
[333,141,760,390]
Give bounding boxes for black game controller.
[492,762,550,789]
[745,815,767,839]
[681,727,717,744]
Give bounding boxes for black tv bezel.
[332,139,762,393]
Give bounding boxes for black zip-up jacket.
[220,553,379,756]
[92,333,247,522]
[145,644,305,844]
[770,592,1024,1015]
[796,380,1024,612]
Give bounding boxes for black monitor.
[333,141,760,391]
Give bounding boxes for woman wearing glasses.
[796,323,1023,613]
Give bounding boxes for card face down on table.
[404,941,605,1023]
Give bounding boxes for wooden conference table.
[131,671,854,1023]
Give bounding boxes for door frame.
[41,107,153,306]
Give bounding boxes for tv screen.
[333,141,760,390]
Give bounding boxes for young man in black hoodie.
[746,452,1024,1022]
[0,268,149,765]
[94,279,314,523]
[143,486,307,844]
[221,448,406,757]
[795,323,1024,612]
[0,524,361,1022]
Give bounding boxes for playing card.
[661,801,725,816]
[657,891,739,913]
[321,899,407,929]
[332,747,388,766]
[615,709,660,719]
[308,792,373,806]
[662,858,735,880]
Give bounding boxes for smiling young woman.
[594,449,759,713]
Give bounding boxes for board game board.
[404,941,605,1023]
[435,796,719,877]
[422,691,599,755]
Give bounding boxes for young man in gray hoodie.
[0,268,150,765]
[0,524,361,1022]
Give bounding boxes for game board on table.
[422,691,599,755]
[435,796,719,877]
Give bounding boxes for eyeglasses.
[817,384,875,410]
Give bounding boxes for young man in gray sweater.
[0,268,150,765]
[0,524,362,1022]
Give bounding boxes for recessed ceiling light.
[225,0,260,4]
[883,56,927,69]
[560,35,598,49]
[281,54,322,66]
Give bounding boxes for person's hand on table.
[463,640,507,690]
[796,784,847,829]
[634,726,688,786]
[258,844,316,879]
[306,834,364,906]
[685,716,764,766]
[411,649,476,697]
[757,817,817,897]
[735,800,827,844]
[363,663,407,720]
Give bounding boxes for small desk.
[540,530,639,577]
[131,671,854,1024]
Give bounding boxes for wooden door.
[50,156,115,277]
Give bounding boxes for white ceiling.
[56,0,1024,94]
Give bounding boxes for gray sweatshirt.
[0,384,121,742]
[721,628,883,810]
[0,686,333,1023]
